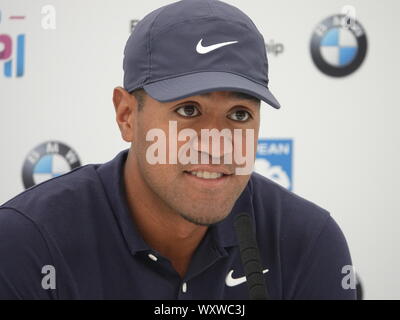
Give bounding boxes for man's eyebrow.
[199,91,260,103]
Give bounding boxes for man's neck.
[123,152,208,278]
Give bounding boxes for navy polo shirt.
[0,149,356,299]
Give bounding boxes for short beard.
[179,212,227,226]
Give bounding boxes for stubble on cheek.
[132,119,254,225]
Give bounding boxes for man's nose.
[192,129,233,159]
[188,116,235,164]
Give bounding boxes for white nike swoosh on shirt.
[196,38,239,54]
[225,269,269,287]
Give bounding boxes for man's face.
[128,90,260,226]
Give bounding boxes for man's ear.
[113,86,136,142]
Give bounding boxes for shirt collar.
[97,149,150,255]
[96,148,255,255]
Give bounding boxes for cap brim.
[143,71,281,109]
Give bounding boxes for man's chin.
[179,212,229,226]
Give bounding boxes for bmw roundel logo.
[310,14,367,77]
[22,141,81,189]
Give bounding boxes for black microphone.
[234,212,269,300]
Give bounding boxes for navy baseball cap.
[123,0,281,109]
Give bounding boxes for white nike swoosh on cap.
[196,38,239,54]
[225,269,269,287]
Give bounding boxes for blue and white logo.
[254,139,293,191]
[320,28,357,66]
[22,141,81,189]
[310,14,367,77]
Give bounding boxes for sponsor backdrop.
[0,0,399,299]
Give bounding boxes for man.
[0,0,356,299]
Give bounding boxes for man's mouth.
[185,170,226,179]
[183,166,234,185]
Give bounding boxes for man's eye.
[228,110,251,122]
[175,105,200,117]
